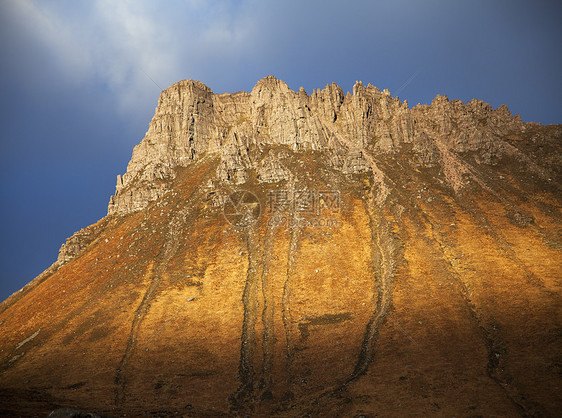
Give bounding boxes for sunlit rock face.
[1,77,560,417]
[106,76,526,215]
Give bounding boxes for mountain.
[0,76,560,417]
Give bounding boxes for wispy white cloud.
[3,0,258,117]
[5,0,95,82]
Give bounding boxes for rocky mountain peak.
[1,76,560,417]
[251,74,291,95]
[107,77,526,217]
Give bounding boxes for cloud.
[2,0,258,118]
[2,0,560,125]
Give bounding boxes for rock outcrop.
[107,76,524,216]
[56,219,109,265]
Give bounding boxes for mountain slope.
[0,77,560,417]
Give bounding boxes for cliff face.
[1,77,561,417]
[106,76,527,216]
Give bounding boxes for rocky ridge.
[106,76,525,216]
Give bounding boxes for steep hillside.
[0,77,560,417]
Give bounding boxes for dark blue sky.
[0,0,561,302]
